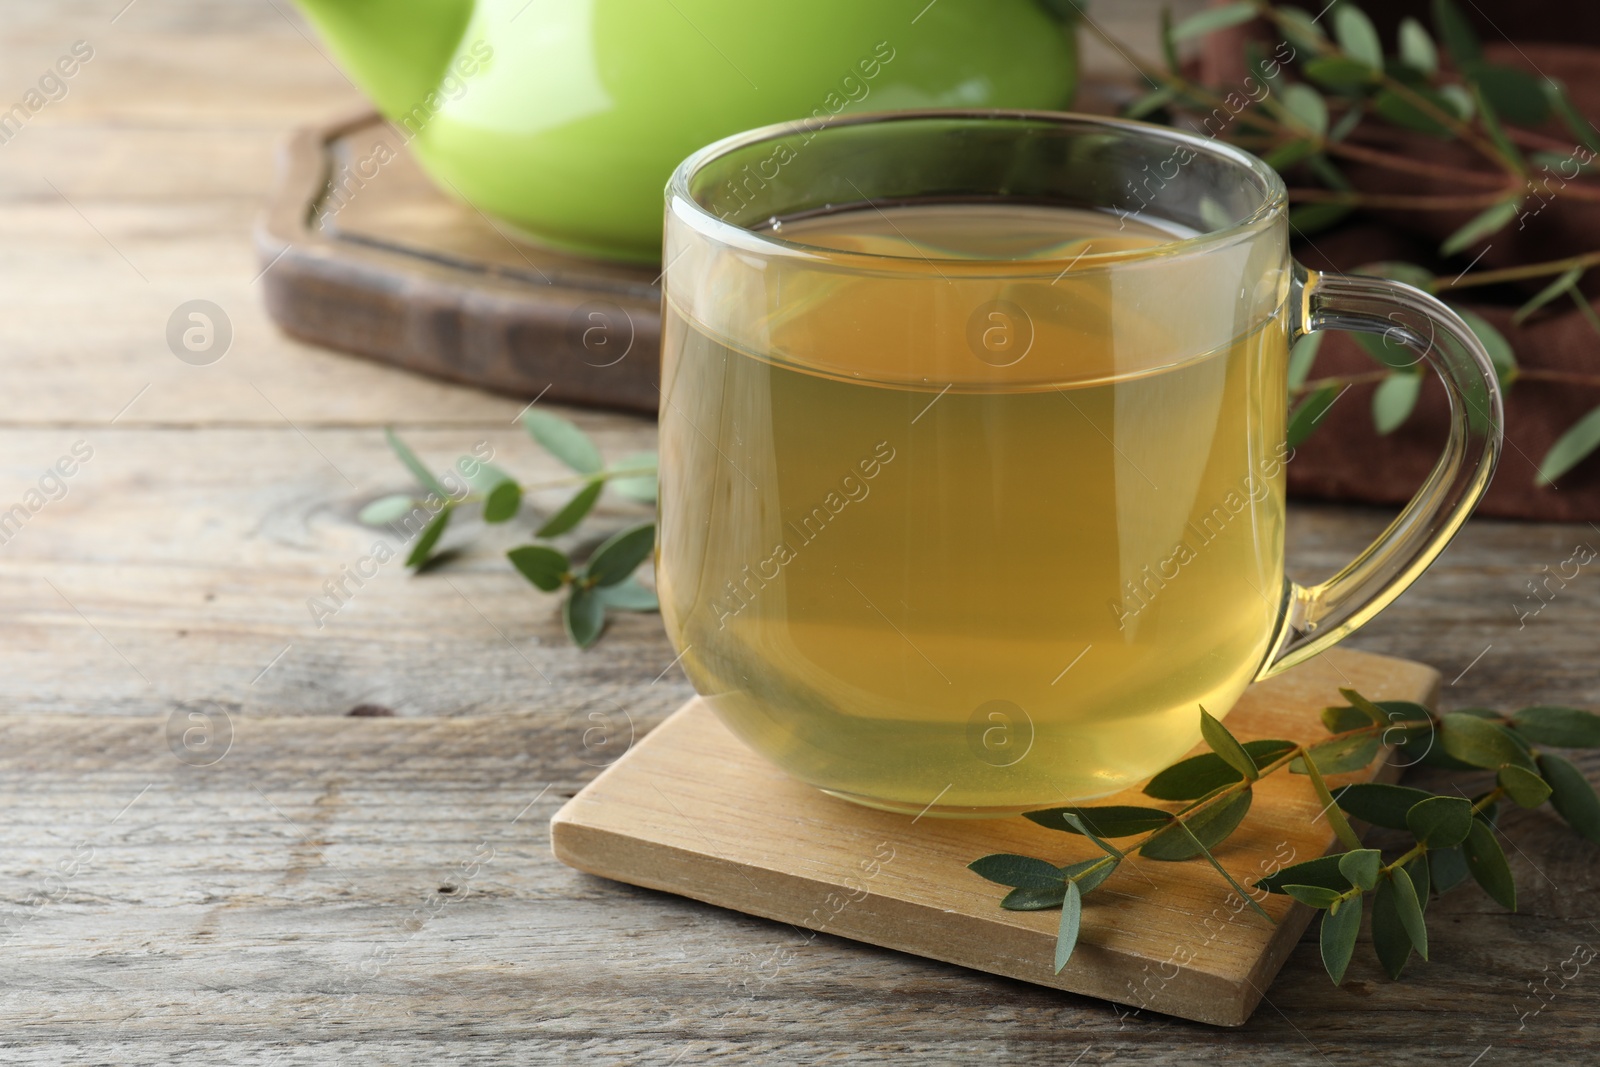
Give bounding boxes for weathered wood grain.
[0,713,1587,1065]
[0,0,1593,1062]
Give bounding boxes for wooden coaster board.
[253,109,661,411]
[551,648,1440,1027]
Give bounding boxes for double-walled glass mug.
[657,111,1502,817]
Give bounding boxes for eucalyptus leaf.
[1429,844,1471,894]
[1264,139,1317,171]
[523,409,603,475]
[1453,309,1516,385]
[1126,85,1178,119]
[1245,739,1300,767]
[1391,865,1429,961]
[385,427,448,498]
[1323,699,1431,735]
[1061,813,1126,860]
[1407,854,1431,910]
[1001,884,1066,911]
[1284,84,1329,136]
[1398,17,1438,74]
[1476,791,1503,828]
[1360,261,1436,289]
[1338,848,1383,891]
[1200,706,1258,780]
[1321,705,1370,733]
[1351,328,1419,372]
[1295,733,1379,774]
[1142,740,1295,800]
[1066,856,1119,896]
[1373,373,1422,436]
[405,505,453,569]
[1385,57,1430,89]
[1159,6,1179,73]
[507,544,570,592]
[1289,202,1355,236]
[1277,8,1329,51]
[595,577,659,612]
[1140,788,1251,861]
[1307,153,1352,191]
[1542,752,1600,843]
[1546,79,1600,154]
[1513,268,1584,326]
[1334,4,1383,69]
[480,481,519,523]
[1284,883,1343,908]
[1538,405,1600,485]
[461,457,505,491]
[1288,384,1343,448]
[1302,56,1379,92]
[1321,893,1362,984]
[1334,782,1435,830]
[1472,65,1551,127]
[584,522,656,588]
[1022,805,1174,838]
[1441,199,1521,257]
[1288,333,1322,391]
[1170,1,1256,41]
[1473,84,1525,168]
[359,493,416,526]
[1257,854,1352,895]
[1464,817,1516,910]
[564,584,606,648]
[1498,764,1553,809]
[1441,711,1537,770]
[1298,744,1365,852]
[1439,83,1475,121]
[1531,148,1597,176]
[1370,875,1413,979]
[1179,824,1274,922]
[1373,87,1457,137]
[608,451,659,503]
[1329,103,1366,141]
[968,853,1066,890]
[1406,795,1475,847]
[1431,0,1481,65]
[537,479,604,538]
[1379,700,1435,724]
[1055,880,1082,974]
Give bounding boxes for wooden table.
[0,1,1594,1062]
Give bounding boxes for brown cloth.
[1202,15,1600,520]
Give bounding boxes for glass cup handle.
[1258,267,1505,679]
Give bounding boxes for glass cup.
[657,110,1502,817]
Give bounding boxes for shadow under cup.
[657,111,1301,817]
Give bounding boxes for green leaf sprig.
[968,692,1600,984]
[1097,0,1600,482]
[363,410,659,648]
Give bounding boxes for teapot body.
[298,0,1078,262]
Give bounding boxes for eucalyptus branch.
[1131,0,1600,483]
[1434,250,1600,292]
[968,692,1600,985]
[368,411,661,647]
[1286,186,1518,210]
[1246,0,1516,175]
[1318,139,1508,188]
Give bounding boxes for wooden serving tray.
[551,648,1440,1027]
[253,110,661,410]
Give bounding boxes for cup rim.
[665,108,1288,275]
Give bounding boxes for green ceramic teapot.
[293,0,1078,262]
